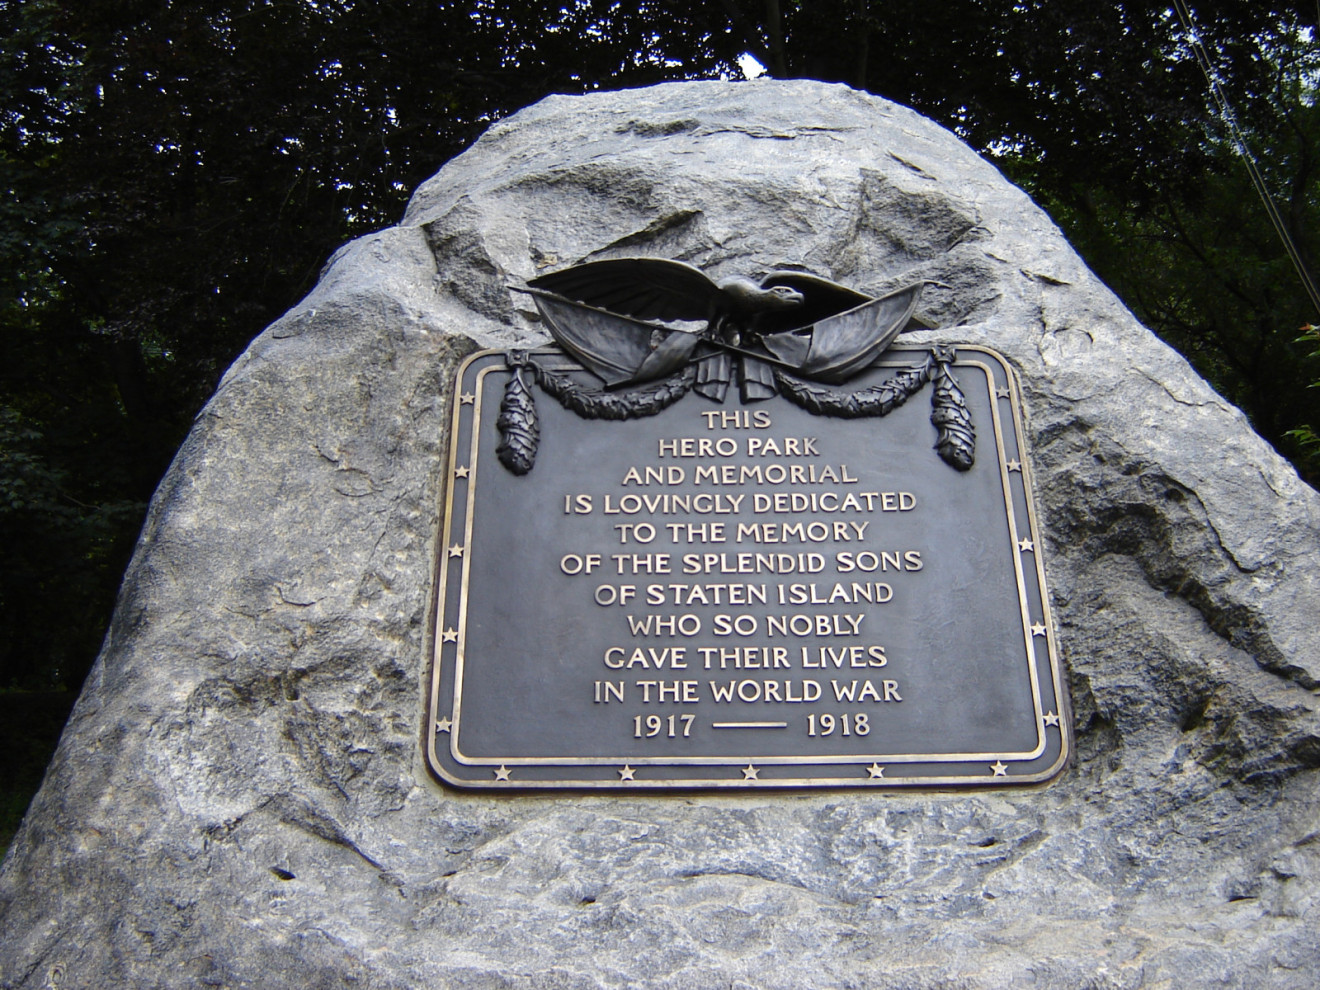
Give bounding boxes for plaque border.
[425,345,1071,789]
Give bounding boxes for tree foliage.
[1,0,1317,698]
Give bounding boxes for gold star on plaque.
[1042,711,1060,727]
[1030,622,1047,637]
[454,465,470,479]
[448,543,464,558]
[867,763,885,779]
[459,392,475,405]
[741,764,760,780]
[435,717,452,734]
[618,765,636,781]
[1006,459,1022,472]
[991,761,1008,776]
[996,386,1011,399]
[493,765,511,781]
[1017,538,1035,552]
[441,627,459,643]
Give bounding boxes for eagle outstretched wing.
[529,258,725,323]
[760,281,924,383]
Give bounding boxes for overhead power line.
[1172,0,1320,318]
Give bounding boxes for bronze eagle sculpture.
[521,258,924,401]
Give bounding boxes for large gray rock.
[4,79,1320,988]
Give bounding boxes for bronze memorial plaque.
[427,261,1069,789]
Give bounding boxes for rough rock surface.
[4,80,1320,989]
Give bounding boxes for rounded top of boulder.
[404,79,1056,335]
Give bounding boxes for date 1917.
[634,713,696,738]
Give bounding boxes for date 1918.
[807,713,870,736]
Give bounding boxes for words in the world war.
[426,260,1069,788]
